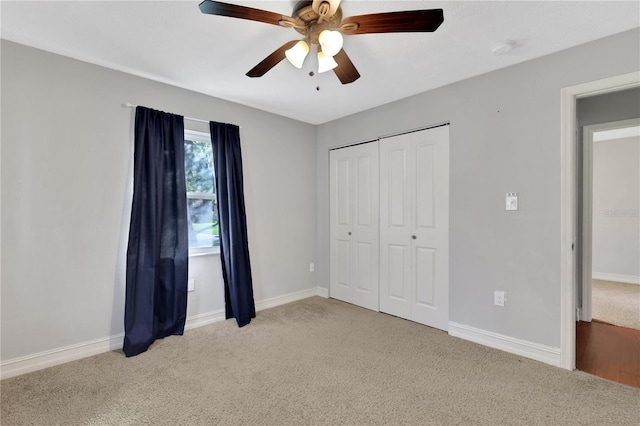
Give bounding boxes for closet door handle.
[411,235,417,240]
[348,231,352,236]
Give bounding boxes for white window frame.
[185,129,220,256]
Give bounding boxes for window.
[184,130,219,254]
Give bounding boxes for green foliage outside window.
[185,136,219,249]
[185,139,215,194]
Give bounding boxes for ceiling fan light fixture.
[317,51,338,73]
[285,40,309,68]
[318,30,343,56]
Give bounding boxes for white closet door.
[329,142,379,311]
[380,126,449,330]
[379,137,413,318]
[330,148,354,304]
[411,126,449,330]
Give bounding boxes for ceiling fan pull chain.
[316,67,321,91]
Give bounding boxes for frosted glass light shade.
[318,30,343,56]
[285,41,309,68]
[317,51,338,73]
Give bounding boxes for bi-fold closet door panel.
[379,126,449,331]
[329,142,379,311]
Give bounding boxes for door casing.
[560,71,640,370]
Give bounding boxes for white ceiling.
[2,1,639,125]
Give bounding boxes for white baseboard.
[254,286,323,311]
[184,309,226,331]
[0,334,125,381]
[316,286,329,298]
[592,272,640,285]
[1,286,326,380]
[448,322,561,368]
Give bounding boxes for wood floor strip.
[576,320,640,388]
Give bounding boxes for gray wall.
[592,136,640,278]
[1,40,317,361]
[316,29,640,348]
[577,88,640,126]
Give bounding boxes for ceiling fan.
[199,0,444,84]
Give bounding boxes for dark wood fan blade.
[199,0,290,26]
[333,49,360,84]
[246,40,299,78]
[341,9,444,35]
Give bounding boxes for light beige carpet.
[2,297,639,425]
[592,279,640,330]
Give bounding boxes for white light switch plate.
[506,193,518,211]
[187,278,195,292]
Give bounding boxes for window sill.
[189,248,220,258]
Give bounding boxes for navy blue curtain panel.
[210,121,256,327]
[123,106,188,357]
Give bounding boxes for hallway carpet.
[592,279,640,330]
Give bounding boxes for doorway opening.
[580,118,639,326]
[560,72,639,371]
[576,115,640,388]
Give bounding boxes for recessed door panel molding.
[380,125,449,330]
[415,142,436,229]
[330,142,379,312]
[356,155,371,226]
[337,240,350,287]
[415,247,436,307]
[356,242,372,292]
[388,244,408,300]
[336,159,351,226]
[380,243,410,319]
[389,147,408,227]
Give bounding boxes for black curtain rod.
[122,103,242,128]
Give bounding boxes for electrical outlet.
[310,263,315,272]
[188,278,195,292]
[494,291,506,307]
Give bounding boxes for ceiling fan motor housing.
[291,1,343,44]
